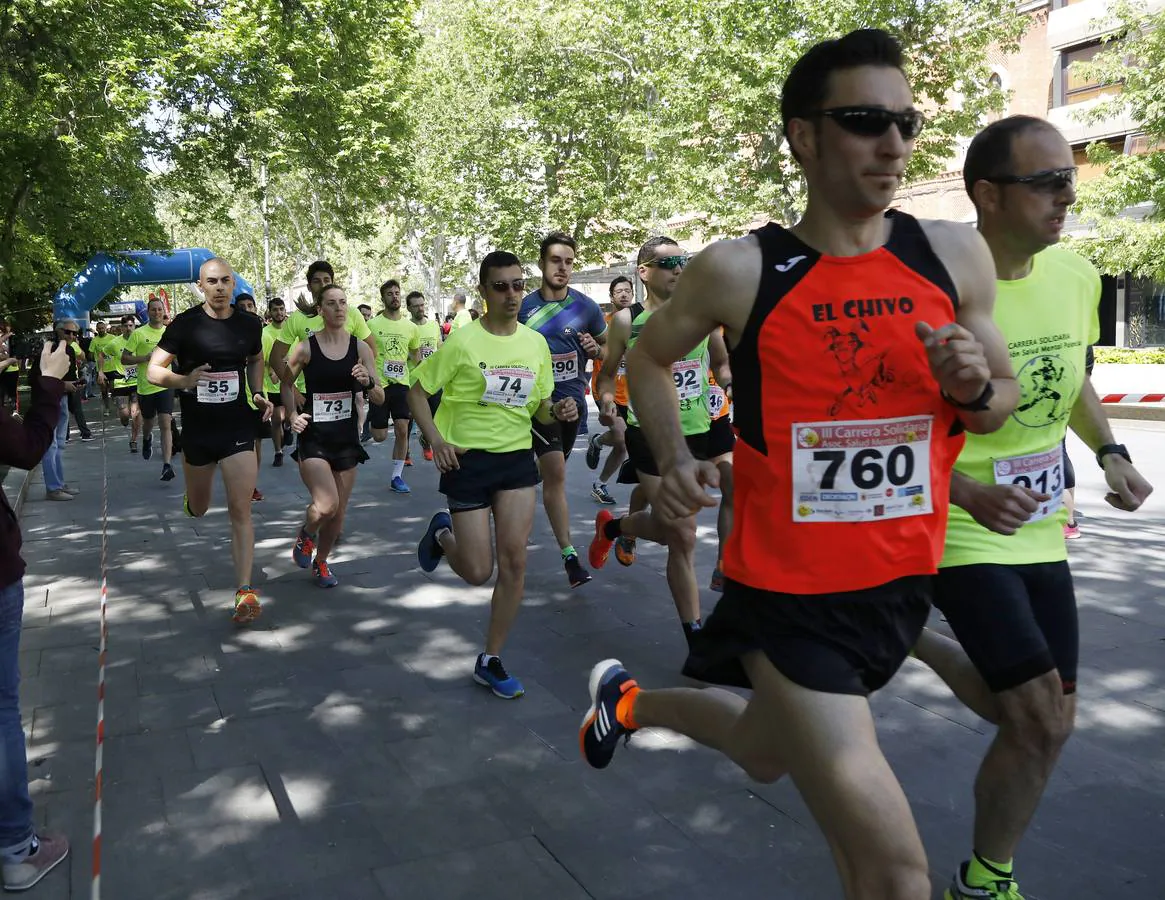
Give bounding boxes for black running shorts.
[531,415,580,460]
[933,561,1077,694]
[625,424,708,478]
[138,389,174,418]
[182,430,256,467]
[266,391,283,408]
[706,415,735,459]
[683,575,932,696]
[439,449,540,512]
[370,383,411,429]
[292,429,369,472]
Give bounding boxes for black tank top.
[304,334,360,445]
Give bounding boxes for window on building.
[1072,137,1125,180]
[1051,0,1090,8]
[986,71,1005,123]
[1060,41,1122,106]
[1126,277,1165,348]
[1124,133,1161,155]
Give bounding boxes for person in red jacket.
[0,341,71,891]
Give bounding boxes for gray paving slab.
[8,406,1165,897]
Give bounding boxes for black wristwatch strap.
[1096,443,1131,468]
[942,381,995,412]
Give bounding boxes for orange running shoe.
[589,510,616,570]
[251,488,264,502]
[614,536,636,567]
[232,587,262,624]
[423,447,434,462]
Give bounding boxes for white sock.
[392,459,405,478]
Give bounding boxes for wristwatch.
[1096,443,1131,468]
[942,381,994,412]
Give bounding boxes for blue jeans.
[0,579,33,858]
[40,395,68,492]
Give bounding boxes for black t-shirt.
[29,340,78,382]
[158,306,263,431]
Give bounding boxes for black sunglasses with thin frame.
[814,106,926,140]
[489,279,527,293]
[984,167,1077,194]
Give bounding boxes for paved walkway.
[13,401,1165,899]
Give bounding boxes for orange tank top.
[593,311,630,406]
[724,211,965,595]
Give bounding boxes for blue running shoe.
[418,511,452,573]
[579,658,639,769]
[390,475,411,494]
[313,560,338,588]
[473,654,524,699]
[292,529,315,568]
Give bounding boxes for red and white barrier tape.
[92,409,109,900]
[1100,393,1165,403]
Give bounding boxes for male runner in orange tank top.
[577,29,1019,900]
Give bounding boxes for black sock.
[602,517,623,540]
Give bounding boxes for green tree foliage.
[0,0,417,328]
[1068,3,1165,281]
[401,0,1022,274]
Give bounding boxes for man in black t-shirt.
[147,258,272,624]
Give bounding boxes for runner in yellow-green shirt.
[268,260,375,411]
[90,319,122,415]
[406,289,443,462]
[410,250,576,701]
[368,278,420,492]
[913,117,1154,900]
[122,298,175,479]
[110,316,142,450]
[261,297,297,468]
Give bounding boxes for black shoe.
[80,433,95,442]
[142,433,153,460]
[160,463,175,482]
[273,451,283,468]
[564,554,592,589]
[585,432,602,470]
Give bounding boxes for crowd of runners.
[1,26,1158,900]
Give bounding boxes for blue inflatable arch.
[53,249,255,322]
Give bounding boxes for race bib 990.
[551,351,578,383]
[792,415,933,523]
[481,367,534,407]
[196,371,240,404]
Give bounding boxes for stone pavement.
[12,401,1165,899]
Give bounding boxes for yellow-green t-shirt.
[123,323,167,395]
[368,314,420,386]
[413,319,443,371]
[942,245,1101,568]
[261,323,282,394]
[452,309,473,330]
[90,334,124,374]
[413,320,553,453]
[278,306,371,346]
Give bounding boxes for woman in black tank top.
[279,286,383,588]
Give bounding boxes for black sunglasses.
[489,279,526,293]
[645,255,688,271]
[814,106,926,140]
[984,167,1077,193]
[60,329,79,336]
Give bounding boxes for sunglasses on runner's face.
[645,255,688,271]
[814,106,926,140]
[60,329,79,336]
[984,167,1077,194]
[489,279,526,293]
